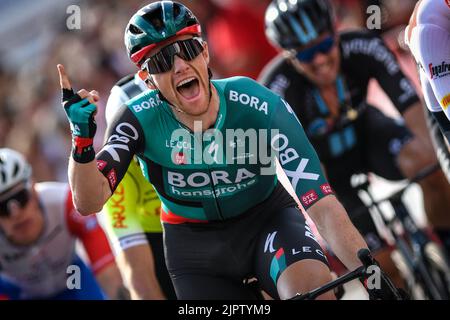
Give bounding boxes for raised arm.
[58,64,112,215]
[270,98,368,270]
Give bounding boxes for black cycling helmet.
[265,0,334,49]
[125,1,202,67]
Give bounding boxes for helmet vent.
[12,163,19,178]
[143,8,165,32]
[173,3,181,17]
[129,24,143,35]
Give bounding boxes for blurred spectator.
[0,0,145,182]
[203,0,278,79]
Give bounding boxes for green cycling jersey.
[97,76,333,223]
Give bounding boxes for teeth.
[177,77,196,88]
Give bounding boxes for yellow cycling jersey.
[102,159,162,251]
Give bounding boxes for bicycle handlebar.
[290,249,405,300]
[357,249,404,300]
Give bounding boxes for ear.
[202,41,210,65]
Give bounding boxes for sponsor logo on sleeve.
[429,61,450,79]
[442,94,450,110]
[341,38,400,75]
[320,183,333,195]
[96,160,107,171]
[107,169,117,189]
[104,122,139,162]
[301,190,319,207]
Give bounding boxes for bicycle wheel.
[391,241,426,299]
[423,242,450,299]
[391,238,443,300]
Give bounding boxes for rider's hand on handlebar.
[358,254,408,300]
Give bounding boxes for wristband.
[72,136,95,163]
[62,88,75,102]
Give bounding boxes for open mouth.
[176,77,200,100]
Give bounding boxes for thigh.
[363,106,413,180]
[254,206,329,299]
[163,222,254,299]
[145,232,177,300]
[171,273,257,300]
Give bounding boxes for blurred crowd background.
[0,0,420,183]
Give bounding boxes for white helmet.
[0,148,32,195]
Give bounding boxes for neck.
[174,84,219,132]
[319,82,337,94]
[319,74,341,93]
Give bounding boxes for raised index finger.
[57,64,72,90]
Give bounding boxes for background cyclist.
[101,73,176,300]
[259,0,450,282]
[0,148,125,300]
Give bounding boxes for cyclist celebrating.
[101,73,176,300]
[0,148,124,300]
[59,1,373,300]
[259,0,450,273]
